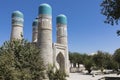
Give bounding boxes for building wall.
[37,14,53,66]
[53,43,69,74]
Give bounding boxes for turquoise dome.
[12,11,23,18]
[32,19,38,26]
[57,14,67,24]
[38,3,52,15]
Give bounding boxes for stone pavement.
[67,73,120,80]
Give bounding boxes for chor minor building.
[10,3,69,76]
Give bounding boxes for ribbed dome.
[12,11,23,18]
[32,19,38,26]
[38,3,52,15]
[56,14,67,24]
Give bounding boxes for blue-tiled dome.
[57,14,67,24]
[32,19,38,26]
[38,3,52,15]
[12,11,23,18]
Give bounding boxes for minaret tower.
[56,14,68,45]
[10,11,24,41]
[32,19,38,43]
[38,3,53,66]
[56,14,69,74]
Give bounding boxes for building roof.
[38,3,52,15]
[32,19,38,26]
[57,14,67,24]
[12,11,23,18]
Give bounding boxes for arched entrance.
[56,52,65,72]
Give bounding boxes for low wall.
[70,67,85,73]
[99,77,120,80]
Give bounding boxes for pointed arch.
[56,52,65,72]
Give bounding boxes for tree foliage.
[93,51,106,69]
[84,56,94,74]
[113,48,120,66]
[47,66,66,80]
[69,52,83,67]
[69,51,119,73]
[101,0,120,25]
[0,40,45,80]
[69,52,94,73]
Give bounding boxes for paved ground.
[67,73,120,80]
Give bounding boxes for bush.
[47,66,66,80]
[0,40,45,80]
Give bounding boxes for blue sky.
[0,0,119,54]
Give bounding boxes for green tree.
[69,52,94,73]
[106,59,119,71]
[0,40,45,80]
[103,53,112,69]
[102,53,118,70]
[93,51,106,72]
[69,52,74,64]
[47,66,66,80]
[84,56,94,74]
[101,0,120,35]
[113,48,120,67]
[53,69,66,80]
[101,0,120,25]
[69,52,83,67]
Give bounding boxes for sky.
[0,0,120,54]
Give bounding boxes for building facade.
[10,3,69,76]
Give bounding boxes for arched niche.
[56,52,65,72]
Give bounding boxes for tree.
[101,0,120,25]
[69,52,83,67]
[84,56,94,74]
[113,48,120,67]
[47,66,66,80]
[0,40,45,80]
[69,52,94,73]
[106,59,119,71]
[103,53,112,69]
[93,51,106,72]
